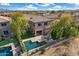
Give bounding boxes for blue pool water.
[0,46,13,56]
[24,40,47,51]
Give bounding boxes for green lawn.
[0,39,12,46]
[21,31,35,39]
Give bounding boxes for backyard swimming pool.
[24,40,47,51]
[0,46,13,56]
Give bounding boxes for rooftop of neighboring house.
[0,16,10,23]
[73,12,79,16]
[24,14,55,23]
[43,14,59,19]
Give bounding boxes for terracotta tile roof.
[24,14,55,23]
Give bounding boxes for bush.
[69,27,79,37]
[51,26,63,40]
[51,14,79,41]
[63,26,71,37]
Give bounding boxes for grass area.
[21,31,35,39]
[0,39,12,46]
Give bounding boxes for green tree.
[59,14,73,27]
[51,26,63,41]
[51,14,79,40]
[11,12,30,53]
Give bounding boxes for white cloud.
[40,4,50,6]
[49,5,73,10]
[26,5,38,9]
[0,3,10,6]
[15,4,38,10]
[66,8,74,10]
[53,5,62,9]
[36,3,55,7]
[74,3,79,9]
[74,3,79,5]
[9,3,79,10]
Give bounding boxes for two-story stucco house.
[0,13,59,40]
[0,16,11,40]
[25,14,58,35]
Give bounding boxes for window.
[3,31,9,35]
[1,23,7,26]
[38,23,42,26]
[44,22,48,26]
[36,30,42,35]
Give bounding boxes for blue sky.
[0,3,79,10]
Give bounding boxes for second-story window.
[1,23,7,26]
[3,31,9,35]
[38,23,42,26]
[44,22,48,26]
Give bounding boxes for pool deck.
[22,35,46,43]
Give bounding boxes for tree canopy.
[11,12,30,39]
[51,14,79,40]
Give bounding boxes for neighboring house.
[0,16,11,40]
[73,12,79,20]
[37,11,49,14]
[25,14,57,35]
